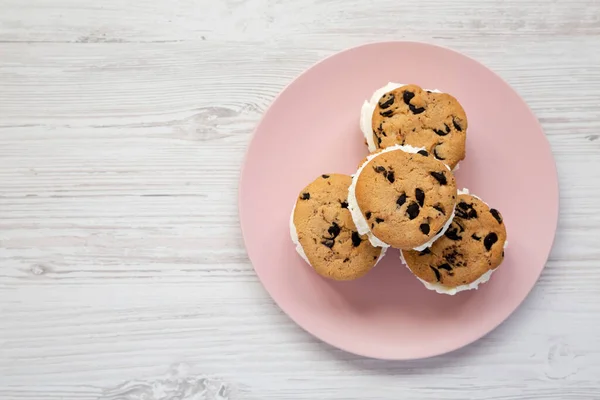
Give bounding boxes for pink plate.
[239,42,559,359]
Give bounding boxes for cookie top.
[348,145,457,250]
[368,84,467,169]
[291,174,384,281]
[402,191,507,294]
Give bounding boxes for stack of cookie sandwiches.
[290,84,507,295]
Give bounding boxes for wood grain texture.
[1,0,600,398]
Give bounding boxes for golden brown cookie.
[401,190,507,295]
[369,84,467,169]
[348,145,457,250]
[291,174,385,280]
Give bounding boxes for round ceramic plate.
[239,42,558,360]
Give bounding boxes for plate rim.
[238,40,560,360]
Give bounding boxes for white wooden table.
[1,1,600,399]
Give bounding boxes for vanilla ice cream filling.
[347,144,453,250]
[289,203,388,266]
[400,187,508,295]
[360,83,461,171]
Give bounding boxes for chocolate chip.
[430,266,441,281]
[396,193,407,207]
[301,193,310,200]
[326,222,341,239]
[378,93,395,109]
[341,201,348,209]
[445,221,464,240]
[343,257,349,263]
[403,91,415,105]
[502,250,505,258]
[322,174,329,179]
[445,229,461,240]
[374,166,386,174]
[456,202,478,219]
[445,250,460,266]
[373,255,378,260]
[415,188,425,207]
[365,211,372,219]
[375,217,384,223]
[409,104,425,114]
[444,123,450,133]
[484,232,498,251]
[434,128,449,136]
[417,150,429,156]
[490,208,503,224]
[433,204,445,215]
[430,171,447,185]
[452,116,463,131]
[386,171,395,183]
[471,234,481,241]
[433,144,445,160]
[407,202,420,220]
[351,231,362,247]
[419,248,431,255]
[377,122,383,132]
[321,239,334,248]
[438,263,452,271]
[420,223,430,235]
[380,109,394,117]
[455,220,465,232]
[377,135,382,146]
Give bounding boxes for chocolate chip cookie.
[401,190,507,295]
[291,173,385,280]
[348,145,457,250]
[369,84,467,169]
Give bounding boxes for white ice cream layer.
[348,144,451,250]
[360,82,442,153]
[289,202,388,266]
[375,246,388,265]
[400,187,508,295]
